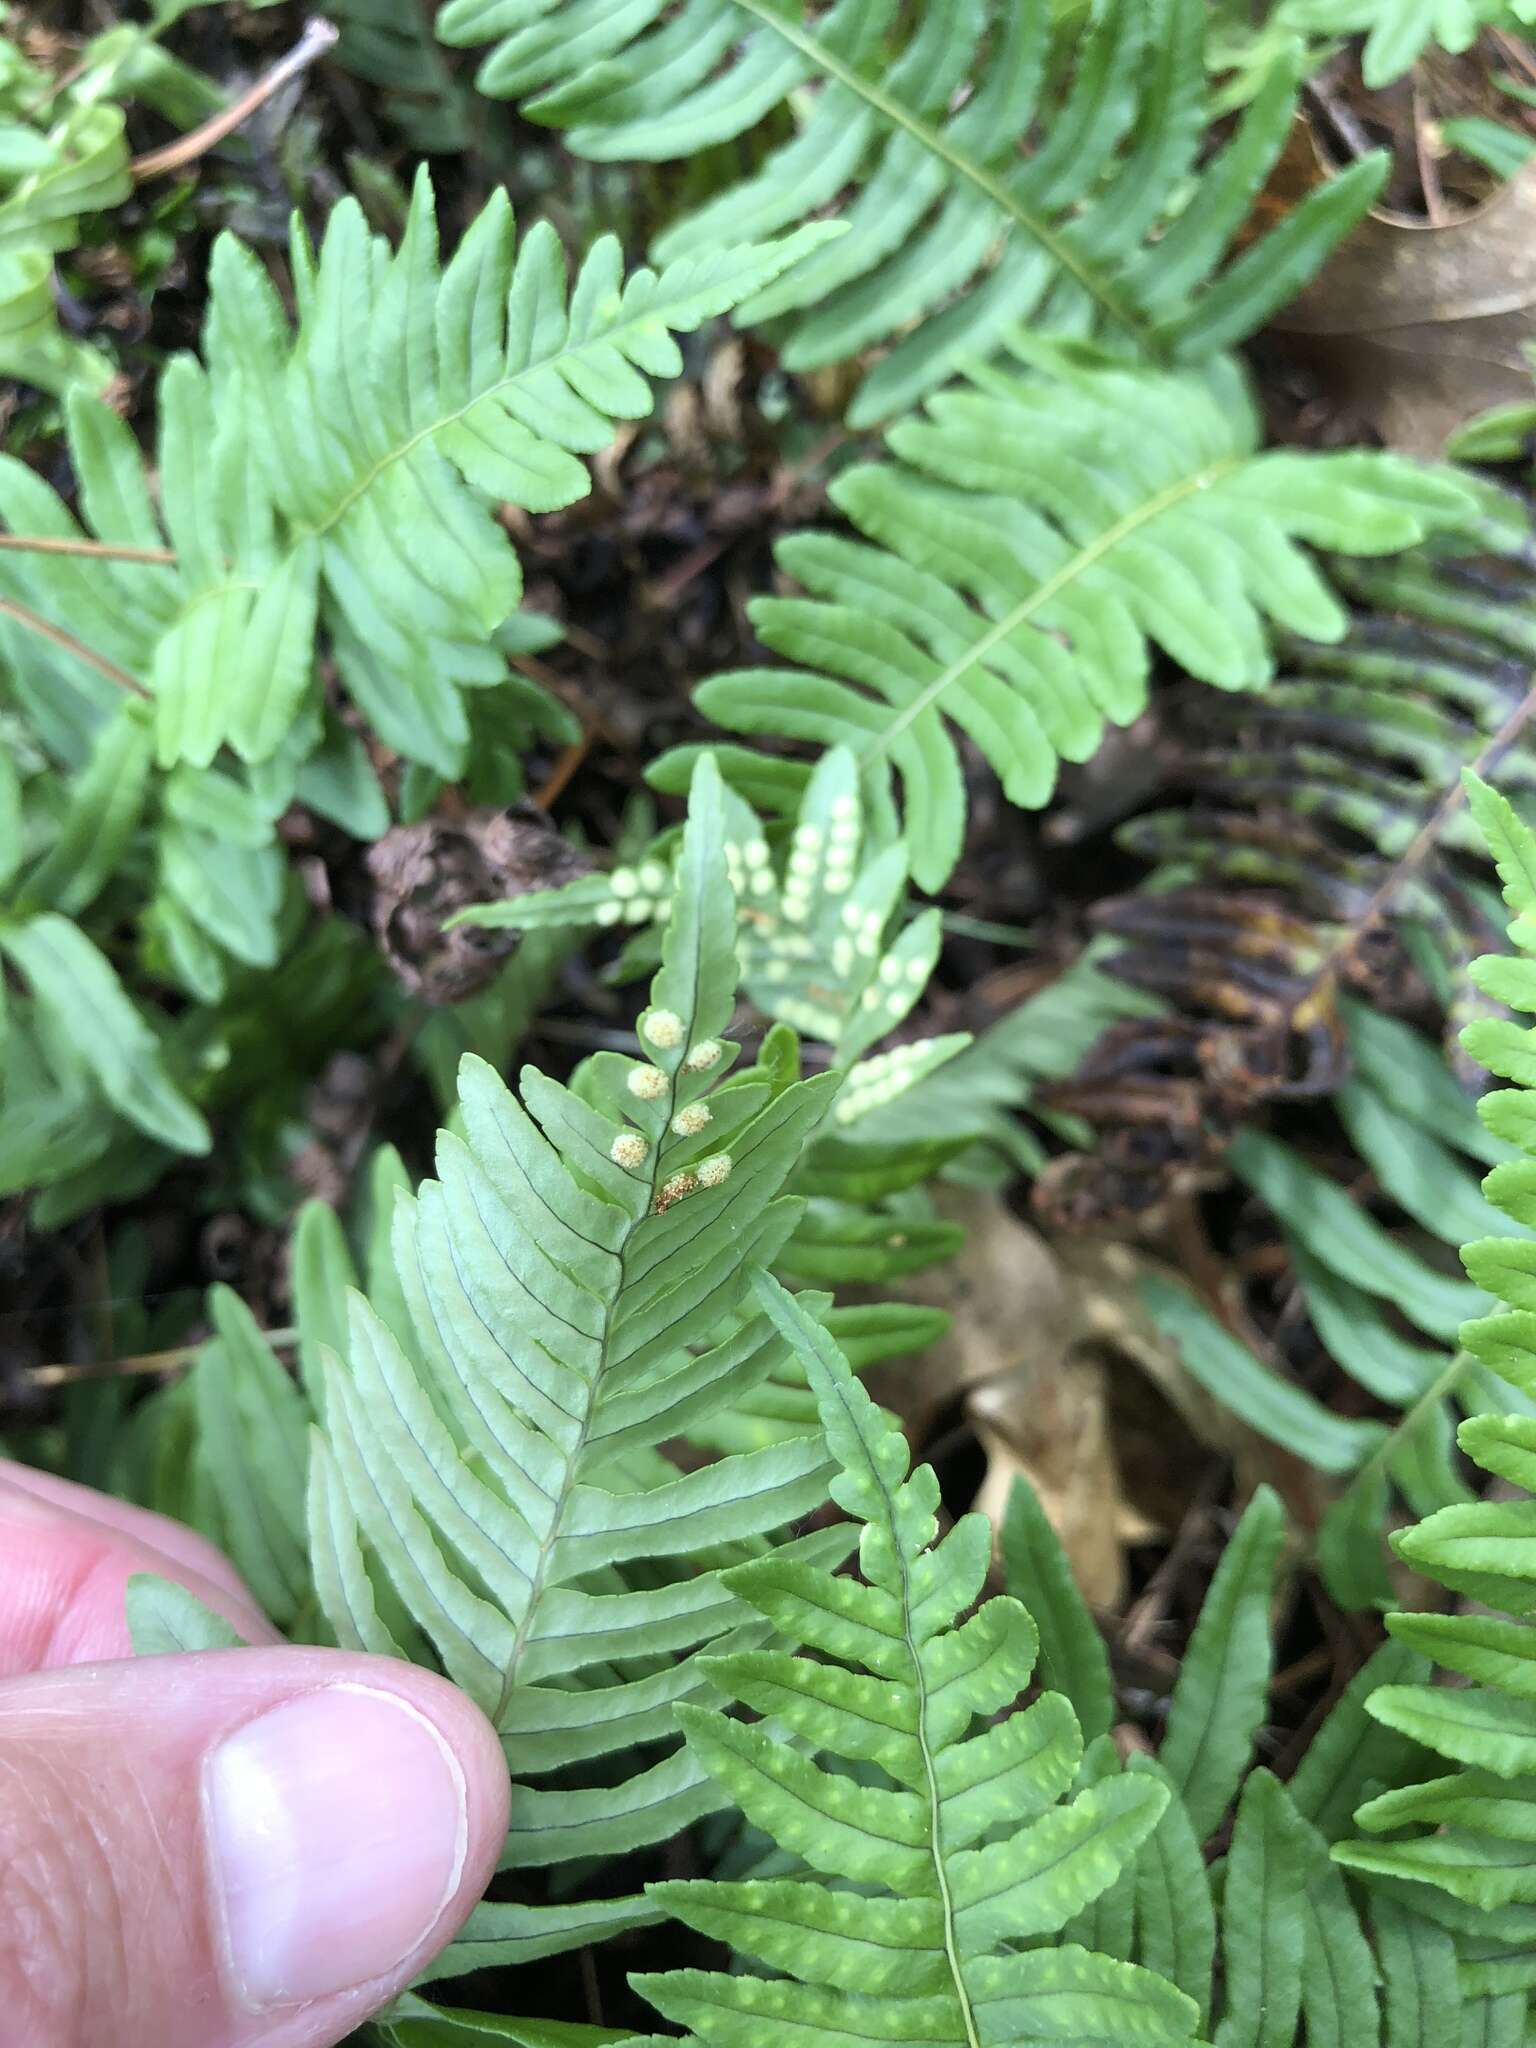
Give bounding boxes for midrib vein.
[729,0,1152,345]
[300,301,683,541]
[492,897,709,1729]
[835,1366,982,2048]
[490,1155,657,1728]
[860,454,1241,769]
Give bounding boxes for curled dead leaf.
[365,804,589,1003]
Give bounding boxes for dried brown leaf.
[1277,157,1536,453]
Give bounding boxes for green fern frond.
[637,1270,1201,2048]
[310,756,857,1976]
[1001,1472,1519,2040]
[457,748,972,1397]
[1000,1477,1116,1749]
[1447,346,1536,465]
[0,909,210,1159]
[119,1182,400,1630]
[1335,775,1536,1962]
[0,170,833,777]
[650,348,1480,890]
[437,0,1385,421]
[461,745,966,1082]
[1130,1000,1515,1609]
[329,0,498,154]
[378,1997,633,2048]
[0,685,389,1177]
[1000,1470,1485,2039]
[849,945,1159,1178]
[0,99,129,259]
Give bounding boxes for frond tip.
[309,755,846,1979]
[636,1271,1202,2048]
[0,169,837,781]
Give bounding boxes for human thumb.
[0,1646,509,2048]
[0,1462,510,2047]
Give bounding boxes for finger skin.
[0,1467,511,2044]
[0,1463,262,1606]
[0,1472,277,1675]
[0,1649,510,2048]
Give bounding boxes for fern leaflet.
[0,37,130,395]
[1336,774,1536,1986]
[637,1271,1200,2048]
[652,347,1481,890]
[1253,0,1536,90]
[460,744,967,1084]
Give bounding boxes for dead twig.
[0,532,175,565]
[0,594,148,697]
[131,17,339,182]
[533,732,592,810]
[26,1327,298,1389]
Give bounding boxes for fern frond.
[0,910,210,1158]
[1000,1468,1473,2037]
[850,945,1160,1178]
[119,1184,401,1629]
[309,756,855,1975]
[438,0,1385,421]
[1125,995,1513,1608]
[186,1287,312,1628]
[329,0,498,154]
[455,746,971,1378]
[650,348,1480,890]
[0,675,394,1184]
[377,1995,632,2047]
[1000,1477,1116,1748]
[462,745,967,1087]
[0,171,832,777]
[637,1270,1201,2048]
[1160,1486,1287,1842]
[1336,774,1536,1962]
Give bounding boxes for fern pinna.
[0,170,828,780]
[1336,772,1536,2017]
[652,345,1481,890]
[306,755,856,1980]
[636,1272,1199,2048]
[436,0,1385,423]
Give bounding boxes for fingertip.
[0,1647,511,2048]
[334,1656,513,1913]
[0,1460,260,1607]
[0,1470,278,1672]
[407,1664,513,1894]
